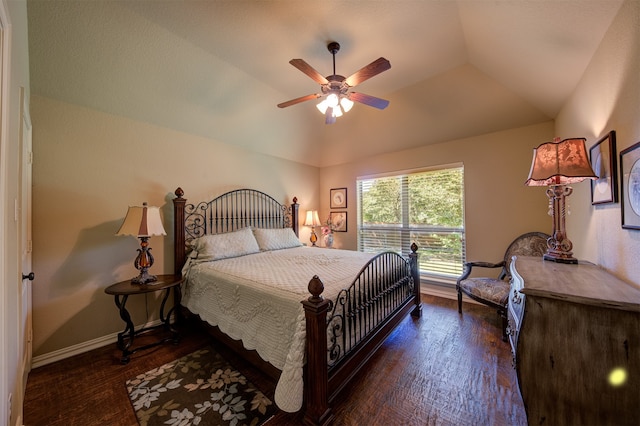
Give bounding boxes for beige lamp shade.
[525,138,597,186]
[304,210,321,227]
[116,202,166,237]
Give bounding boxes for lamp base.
[131,269,158,285]
[131,237,159,284]
[543,252,578,264]
[542,185,579,265]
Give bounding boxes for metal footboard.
[327,251,415,369]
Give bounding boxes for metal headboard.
[172,187,299,275]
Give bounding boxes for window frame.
[356,163,466,283]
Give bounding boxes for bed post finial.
[173,188,187,276]
[307,275,324,302]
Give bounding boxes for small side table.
[105,274,182,364]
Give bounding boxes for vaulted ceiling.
[28,0,624,167]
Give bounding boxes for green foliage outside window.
[358,167,465,278]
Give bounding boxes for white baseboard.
[420,281,481,306]
[421,282,457,300]
[32,333,118,369]
[31,319,163,369]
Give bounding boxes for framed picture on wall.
[330,188,347,209]
[620,140,640,230]
[590,130,618,205]
[329,211,347,232]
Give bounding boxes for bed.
[172,187,422,425]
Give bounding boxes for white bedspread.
[180,246,374,412]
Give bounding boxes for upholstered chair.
[456,232,549,341]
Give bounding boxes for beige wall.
[556,0,639,286]
[31,96,319,357]
[318,122,555,267]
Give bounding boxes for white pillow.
[190,227,260,262]
[252,227,302,251]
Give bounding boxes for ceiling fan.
[277,41,391,124]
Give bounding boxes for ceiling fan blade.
[277,93,321,108]
[349,92,390,110]
[325,107,336,125]
[345,57,391,87]
[289,59,329,85]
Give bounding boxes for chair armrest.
[457,260,506,282]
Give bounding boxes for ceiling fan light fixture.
[326,93,340,108]
[317,94,351,119]
[316,99,329,114]
[340,96,354,113]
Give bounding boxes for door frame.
[16,84,32,424]
[0,0,15,424]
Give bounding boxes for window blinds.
[357,166,465,279]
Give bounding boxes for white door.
[17,86,33,408]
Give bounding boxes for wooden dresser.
[508,256,640,425]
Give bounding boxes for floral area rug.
[126,346,275,426]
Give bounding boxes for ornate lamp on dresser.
[508,256,640,425]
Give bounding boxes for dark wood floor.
[24,295,526,425]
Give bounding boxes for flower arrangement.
[321,215,334,235]
[321,215,335,248]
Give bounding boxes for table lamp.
[116,202,166,284]
[304,210,321,246]
[525,137,597,263]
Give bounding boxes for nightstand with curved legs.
[105,275,182,364]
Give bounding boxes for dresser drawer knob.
[511,289,522,304]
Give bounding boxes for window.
[357,165,465,281]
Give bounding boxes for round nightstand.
[105,274,182,364]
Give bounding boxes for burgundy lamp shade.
[525,138,597,187]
